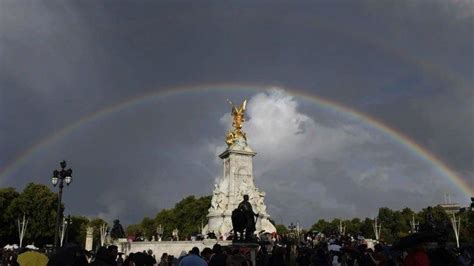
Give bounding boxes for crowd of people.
[261,231,474,266]
[1,231,473,266]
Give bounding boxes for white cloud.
[242,88,374,169]
[209,88,467,226]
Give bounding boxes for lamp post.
[51,160,73,250]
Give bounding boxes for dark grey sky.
[1,0,472,226]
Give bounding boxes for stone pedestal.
[204,136,276,239]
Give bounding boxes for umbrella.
[17,250,48,266]
[25,244,39,250]
[48,245,88,266]
[392,232,441,250]
[341,245,360,255]
[132,252,149,265]
[329,244,341,252]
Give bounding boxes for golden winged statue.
[226,99,247,146]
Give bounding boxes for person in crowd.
[226,248,248,266]
[107,245,119,266]
[178,247,206,266]
[457,248,472,266]
[159,253,168,266]
[145,250,156,266]
[122,253,134,266]
[312,247,329,266]
[116,253,124,266]
[295,248,311,266]
[403,244,429,266]
[177,250,188,265]
[209,244,227,266]
[90,247,114,266]
[168,255,178,266]
[267,246,286,266]
[201,248,213,263]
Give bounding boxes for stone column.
[85,227,94,251]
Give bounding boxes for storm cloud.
[1,1,472,226]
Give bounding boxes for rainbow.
[0,84,472,197]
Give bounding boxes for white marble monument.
[203,100,276,239]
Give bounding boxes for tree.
[67,216,90,247]
[126,223,143,239]
[154,209,176,239]
[377,207,410,243]
[141,217,155,240]
[459,209,474,244]
[360,218,374,239]
[172,195,211,238]
[0,187,20,246]
[89,218,108,248]
[310,219,331,234]
[151,195,211,240]
[345,218,362,236]
[418,205,451,239]
[274,224,288,234]
[5,183,59,246]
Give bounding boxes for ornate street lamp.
[288,222,296,232]
[51,160,73,249]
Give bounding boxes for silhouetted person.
[209,244,227,266]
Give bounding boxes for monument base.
[124,240,232,258]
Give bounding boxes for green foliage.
[89,218,108,248]
[171,195,212,237]
[377,207,411,243]
[274,224,288,234]
[125,195,211,240]
[5,183,59,246]
[307,205,474,244]
[345,218,362,235]
[360,218,374,239]
[126,223,143,238]
[67,216,90,247]
[0,187,20,246]
[310,219,331,234]
[141,217,155,240]
[459,209,474,244]
[154,209,176,239]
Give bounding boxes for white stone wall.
[124,240,232,258]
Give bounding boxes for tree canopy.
[1,183,473,247]
[0,183,111,249]
[309,205,474,244]
[3,183,59,246]
[126,195,211,240]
